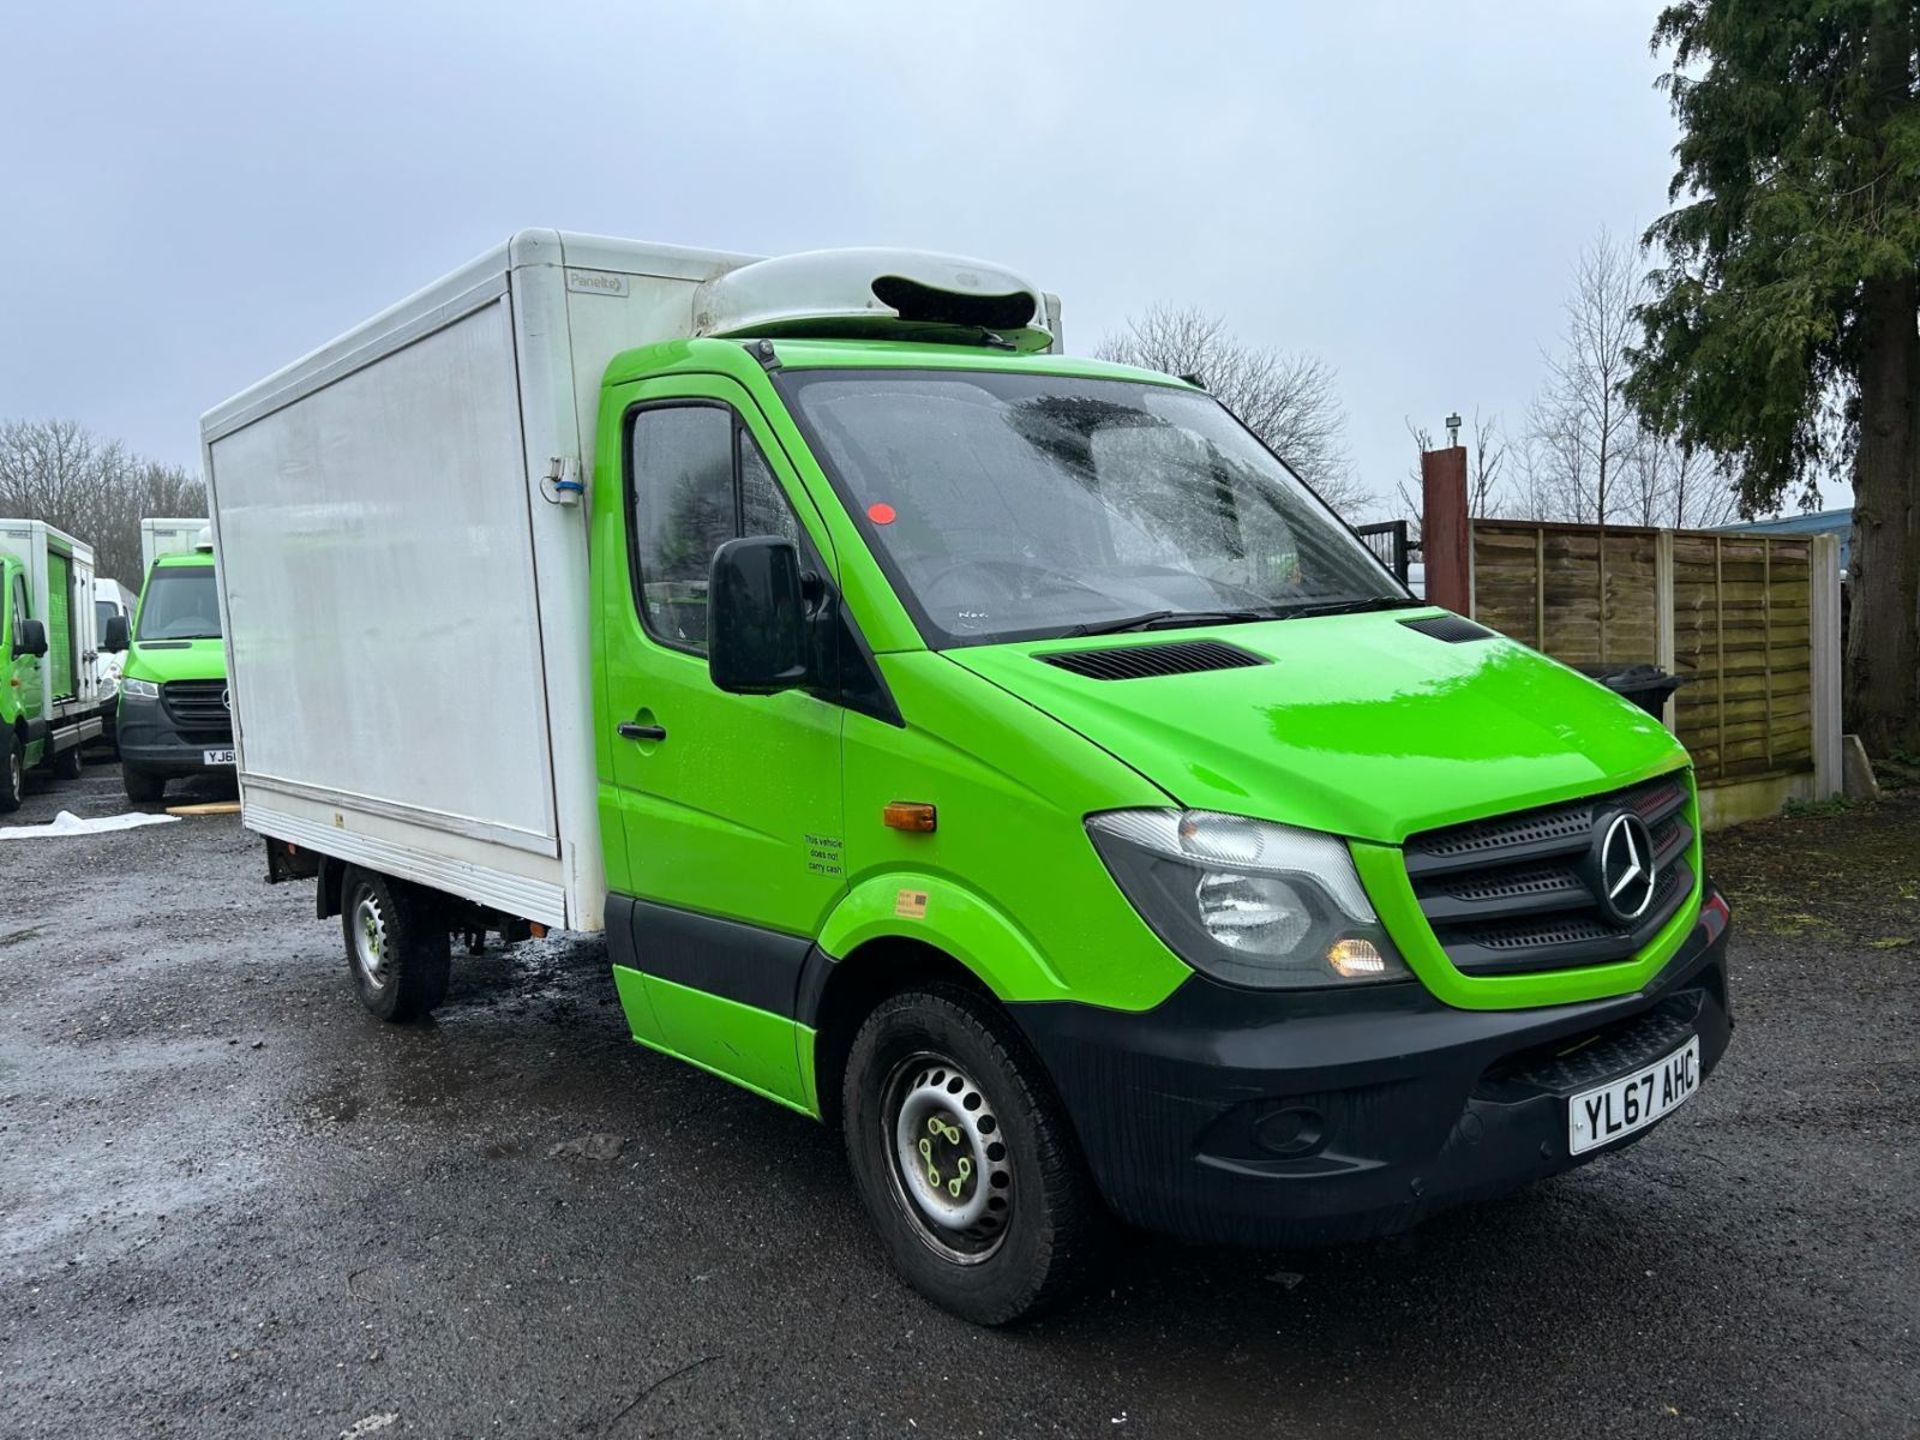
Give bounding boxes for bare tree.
[1508,429,1557,521]
[1672,448,1742,529]
[1096,306,1369,516]
[1468,411,1508,516]
[0,419,203,583]
[1620,426,1668,528]
[1525,230,1642,524]
[1519,229,1749,531]
[1622,430,1742,529]
[1395,419,1433,522]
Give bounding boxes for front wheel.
[123,764,166,804]
[842,985,1104,1325]
[340,867,451,1022]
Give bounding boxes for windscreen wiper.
[1274,596,1428,621]
[1064,608,1274,638]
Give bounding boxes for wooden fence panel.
[1472,521,1818,788]
[1472,521,1661,668]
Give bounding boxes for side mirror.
[14,617,47,660]
[708,536,812,695]
[103,615,130,653]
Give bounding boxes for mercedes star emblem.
[1594,811,1659,924]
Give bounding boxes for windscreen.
[137,566,222,641]
[778,369,1401,646]
[95,600,116,633]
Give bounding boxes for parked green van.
[114,547,232,803]
[206,237,1733,1324]
[2,519,108,809]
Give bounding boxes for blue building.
[1721,508,1852,576]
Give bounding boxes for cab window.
[627,404,800,655]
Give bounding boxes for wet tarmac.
[3,761,1916,1437]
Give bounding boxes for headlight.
[1087,809,1410,989]
[121,678,159,699]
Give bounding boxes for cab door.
[9,569,44,733]
[597,374,844,1107]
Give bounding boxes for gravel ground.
[2,760,1915,1438]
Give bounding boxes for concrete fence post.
[1421,446,1471,615]
[1809,534,1844,800]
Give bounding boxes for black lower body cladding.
[116,692,230,780]
[1012,897,1733,1248]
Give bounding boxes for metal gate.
[1355,520,1412,583]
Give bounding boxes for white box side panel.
[556,271,698,476]
[208,294,560,851]
[524,251,750,926]
[140,518,208,575]
[549,234,753,477]
[504,262,605,927]
[245,794,573,929]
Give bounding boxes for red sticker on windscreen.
[867,503,897,525]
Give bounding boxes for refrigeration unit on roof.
[693,248,1054,353]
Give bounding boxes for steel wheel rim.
[350,886,390,991]
[880,1051,1013,1265]
[6,750,19,804]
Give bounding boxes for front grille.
[1405,772,1695,976]
[161,679,232,745]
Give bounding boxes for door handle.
[617,722,667,742]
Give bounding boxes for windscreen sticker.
[866,503,897,525]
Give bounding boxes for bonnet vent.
[1400,614,1493,644]
[1038,639,1269,681]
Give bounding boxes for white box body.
[200,231,758,931]
[139,518,210,576]
[92,575,137,696]
[0,518,102,728]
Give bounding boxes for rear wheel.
[340,867,451,1022]
[51,741,82,781]
[842,984,1104,1325]
[123,764,165,804]
[1,732,22,813]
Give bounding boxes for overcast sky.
[2,1,1723,517]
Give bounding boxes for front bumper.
[1012,894,1732,1248]
[116,694,232,778]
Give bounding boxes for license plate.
[1568,1035,1700,1155]
[203,748,236,765]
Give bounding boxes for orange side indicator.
[883,801,937,833]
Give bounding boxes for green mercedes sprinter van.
[210,239,1732,1325]
[113,547,232,803]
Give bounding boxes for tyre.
[123,764,166,804]
[842,984,1104,1325]
[1,731,21,813]
[51,741,82,781]
[340,867,451,1022]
